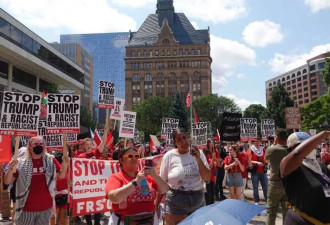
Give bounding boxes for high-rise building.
[125,0,212,109]
[265,52,329,107]
[51,42,94,113]
[60,33,129,122]
[0,9,84,96]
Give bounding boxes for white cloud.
[224,94,261,111]
[1,0,137,34]
[111,0,154,8]
[268,44,330,74]
[191,21,200,29]
[304,0,330,13]
[242,20,284,47]
[210,34,256,91]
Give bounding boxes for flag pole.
[189,76,193,152]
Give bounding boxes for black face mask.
[33,145,43,155]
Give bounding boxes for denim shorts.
[165,188,205,215]
[226,172,243,187]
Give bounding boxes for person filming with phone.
[156,128,211,225]
[105,146,168,225]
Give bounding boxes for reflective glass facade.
[60,33,129,102]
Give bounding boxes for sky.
[1,0,330,111]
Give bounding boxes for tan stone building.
[125,0,212,109]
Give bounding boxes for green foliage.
[321,57,330,93]
[243,104,266,123]
[132,96,172,142]
[301,94,330,132]
[193,94,241,134]
[168,92,189,132]
[264,83,294,129]
[80,106,96,129]
[44,83,59,94]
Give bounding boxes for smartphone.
[145,159,153,167]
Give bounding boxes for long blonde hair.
[24,136,50,158]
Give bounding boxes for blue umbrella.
[179,199,266,225]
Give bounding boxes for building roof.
[128,13,209,46]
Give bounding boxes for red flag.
[0,135,12,163]
[185,92,191,107]
[215,129,221,142]
[106,131,114,151]
[193,108,199,123]
[93,129,102,148]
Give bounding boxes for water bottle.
[140,179,149,195]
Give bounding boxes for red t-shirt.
[22,157,61,211]
[74,150,85,158]
[239,152,249,179]
[204,155,216,182]
[224,155,244,174]
[78,148,101,159]
[105,170,158,216]
[251,148,266,173]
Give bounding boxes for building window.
[0,60,8,79]
[185,49,189,55]
[156,73,165,97]
[192,72,201,93]
[299,101,303,105]
[167,50,171,55]
[303,81,307,85]
[282,77,285,82]
[318,62,325,69]
[0,17,11,37]
[137,51,141,57]
[311,85,317,89]
[155,50,159,56]
[304,93,309,97]
[161,50,165,56]
[304,87,308,91]
[12,66,36,89]
[287,87,291,90]
[144,73,153,98]
[292,79,296,83]
[22,34,33,51]
[168,73,177,95]
[298,83,302,87]
[162,39,169,45]
[310,72,316,77]
[180,72,189,99]
[292,73,295,78]
[292,85,296,89]
[131,51,135,57]
[133,74,140,82]
[311,79,316,83]
[179,49,183,56]
[173,49,177,55]
[297,71,301,76]
[309,65,315,71]
[269,83,272,87]
[144,50,147,57]
[303,69,307,74]
[303,75,307,80]
[287,75,290,80]
[298,89,302,93]
[293,90,296,94]
[298,95,302,99]
[10,26,22,44]
[304,99,309,104]
[287,81,291,85]
[149,50,153,57]
[312,91,317,95]
[297,77,301,81]
[192,49,195,55]
[197,49,201,55]
[133,97,141,104]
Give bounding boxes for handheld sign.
[191,122,208,149]
[161,118,179,147]
[0,135,12,163]
[46,94,80,135]
[39,120,63,151]
[261,119,275,141]
[110,98,124,120]
[119,111,136,138]
[285,107,301,130]
[0,92,41,136]
[240,118,258,142]
[98,81,115,109]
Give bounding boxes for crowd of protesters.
[1,126,330,225]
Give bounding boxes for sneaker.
[254,202,259,205]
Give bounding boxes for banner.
[261,119,275,141]
[240,118,258,142]
[72,155,163,216]
[46,94,80,134]
[110,98,124,120]
[39,120,63,151]
[285,107,301,129]
[0,135,12,163]
[0,92,41,136]
[161,118,179,148]
[98,81,115,109]
[220,112,242,142]
[191,122,208,149]
[119,111,136,138]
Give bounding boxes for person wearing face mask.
[280,131,330,225]
[4,136,69,225]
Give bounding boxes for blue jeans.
[251,172,268,203]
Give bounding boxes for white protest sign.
[46,94,80,134]
[161,118,179,147]
[191,122,208,149]
[119,111,136,138]
[20,136,30,147]
[38,120,63,151]
[72,156,163,216]
[240,118,258,141]
[67,133,78,144]
[110,98,124,120]
[98,81,115,109]
[261,119,275,141]
[0,92,41,136]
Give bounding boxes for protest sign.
[134,128,139,142]
[20,136,30,147]
[191,122,208,149]
[0,92,41,136]
[119,111,136,138]
[0,135,12,163]
[98,81,115,109]
[46,94,80,134]
[161,118,179,147]
[72,155,163,216]
[240,118,258,142]
[110,98,124,120]
[285,107,301,129]
[67,133,78,145]
[220,112,242,142]
[261,119,275,141]
[39,120,63,151]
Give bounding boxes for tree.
[301,94,330,132]
[44,83,59,94]
[193,94,241,134]
[132,96,172,142]
[243,104,266,123]
[80,106,96,129]
[264,83,294,129]
[321,57,330,93]
[168,92,189,132]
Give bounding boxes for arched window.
[180,72,189,99]
[192,72,201,98]
[282,77,285,82]
[162,39,169,45]
[273,81,276,85]
[133,74,140,82]
[144,73,152,98]
[168,73,177,95]
[292,73,295,78]
[269,83,272,87]
[131,51,135,57]
[297,71,301,76]
[156,73,165,97]
[287,75,290,80]
[303,69,307,74]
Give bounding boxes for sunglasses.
[33,142,44,146]
[123,153,140,159]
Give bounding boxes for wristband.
[131,179,138,187]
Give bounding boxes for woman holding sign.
[4,136,69,225]
[105,146,169,225]
[156,128,211,225]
